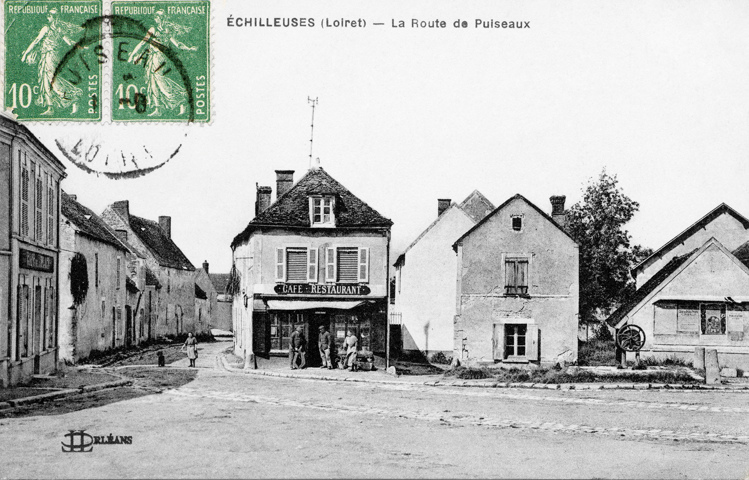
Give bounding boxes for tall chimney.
[256,185,272,215]
[275,170,294,200]
[202,260,209,274]
[112,200,130,222]
[438,199,451,217]
[158,216,171,238]
[550,195,566,228]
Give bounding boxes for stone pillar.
[694,347,706,370]
[705,348,720,385]
[243,350,257,370]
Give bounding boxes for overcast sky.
[22,0,749,273]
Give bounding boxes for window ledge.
[503,357,529,364]
[503,293,531,299]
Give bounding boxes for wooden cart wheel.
[616,324,646,352]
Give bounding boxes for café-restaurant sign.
[274,283,370,296]
[20,249,54,273]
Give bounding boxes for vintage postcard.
[0,1,748,479]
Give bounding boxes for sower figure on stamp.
[127,10,197,117]
[20,8,83,116]
[289,325,306,369]
[344,330,358,372]
[318,325,332,370]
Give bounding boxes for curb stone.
[0,379,133,412]
[219,354,749,392]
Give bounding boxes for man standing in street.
[290,325,307,369]
[318,325,332,369]
[344,330,358,372]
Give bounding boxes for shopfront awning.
[265,300,367,311]
[656,296,749,304]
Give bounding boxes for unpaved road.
[0,340,747,479]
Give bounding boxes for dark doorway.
[125,306,133,347]
[112,307,116,349]
[307,312,331,367]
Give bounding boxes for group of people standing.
[289,325,359,371]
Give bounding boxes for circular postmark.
[51,13,205,178]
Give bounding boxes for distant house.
[101,201,203,337]
[230,165,392,366]
[208,271,232,332]
[59,192,129,362]
[453,195,579,366]
[609,204,749,370]
[194,261,218,334]
[392,191,494,358]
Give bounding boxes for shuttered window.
[20,157,29,237]
[47,178,54,245]
[505,258,529,295]
[286,248,308,283]
[35,175,43,241]
[337,248,359,283]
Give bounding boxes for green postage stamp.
[3,0,210,122]
[4,0,103,121]
[111,1,210,122]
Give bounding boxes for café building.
[230,163,392,366]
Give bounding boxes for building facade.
[392,191,493,358]
[0,115,66,387]
[231,166,392,366]
[59,192,129,363]
[208,271,233,332]
[610,204,749,369]
[194,261,217,335]
[453,194,579,366]
[101,201,202,338]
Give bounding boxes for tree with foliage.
[565,170,653,330]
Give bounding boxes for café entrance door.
[307,311,332,367]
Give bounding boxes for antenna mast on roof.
[307,96,318,169]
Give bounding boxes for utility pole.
[307,96,318,169]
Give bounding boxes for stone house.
[101,201,202,338]
[392,191,494,358]
[453,194,579,366]
[230,165,392,366]
[59,192,130,362]
[0,115,66,386]
[609,204,749,369]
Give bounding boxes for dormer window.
[311,196,335,227]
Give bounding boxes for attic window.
[512,216,523,232]
[311,196,335,227]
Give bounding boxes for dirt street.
[0,340,747,479]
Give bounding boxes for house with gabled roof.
[59,192,130,362]
[609,203,749,370]
[207,270,232,332]
[452,194,579,366]
[392,191,494,359]
[230,164,392,366]
[101,200,202,339]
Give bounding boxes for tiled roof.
[195,283,207,300]
[633,203,749,277]
[606,250,696,328]
[732,241,749,269]
[145,267,162,289]
[231,168,392,248]
[459,190,495,224]
[62,192,126,251]
[126,276,139,293]
[209,273,230,294]
[129,215,194,271]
